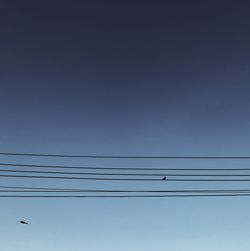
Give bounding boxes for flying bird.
[162,176,167,181]
[20,221,28,225]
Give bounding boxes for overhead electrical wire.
[1,169,250,177]
[2,188,250,193]
[1,152,250,159]
[1,163,250,171]
[2,173,250,181]
[3,152,250,198]
[0,174,160,181]
[2,194,250,198]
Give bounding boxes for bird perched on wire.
[20,220,28,225]
[162,176,167,181]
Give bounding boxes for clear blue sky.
[1,0,250,250]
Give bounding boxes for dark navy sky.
[1,0,250,156]
[1,1,250,250]
[0,0,250,154]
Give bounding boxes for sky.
[1,0,250,250]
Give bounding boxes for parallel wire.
[1,152,250,159]
[1,163,250,171]
[2,153,250,197]
[0,174,160,181]
[2,189,250,193]
[2,169,250,177]
[2,194,250,198]
[2,174,250,181]
[2,185,250,193]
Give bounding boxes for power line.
[1,185,250,193]
[1,162,250,171]
[2,169,250,177]
[0,174,160,181]
[166,179,250,182]
[2,188,250,193]
[1,152,250,159]
[2,194,250,198]
[2,174,250,181]
[0,185,76,190]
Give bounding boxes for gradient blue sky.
[1,0,250,250]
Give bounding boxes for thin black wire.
[2,189,250,193]
[2,169,250,177]
[2,194,250,198]
[1,152,250,159]
[2,174,250,181]
[2,185,250,193]
[1,163,250,171]
[167,179,250,182]
[0,185,74,190]
[0,174,160,181]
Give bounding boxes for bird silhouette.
[162,176,167,181]
[20,221,28,225]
